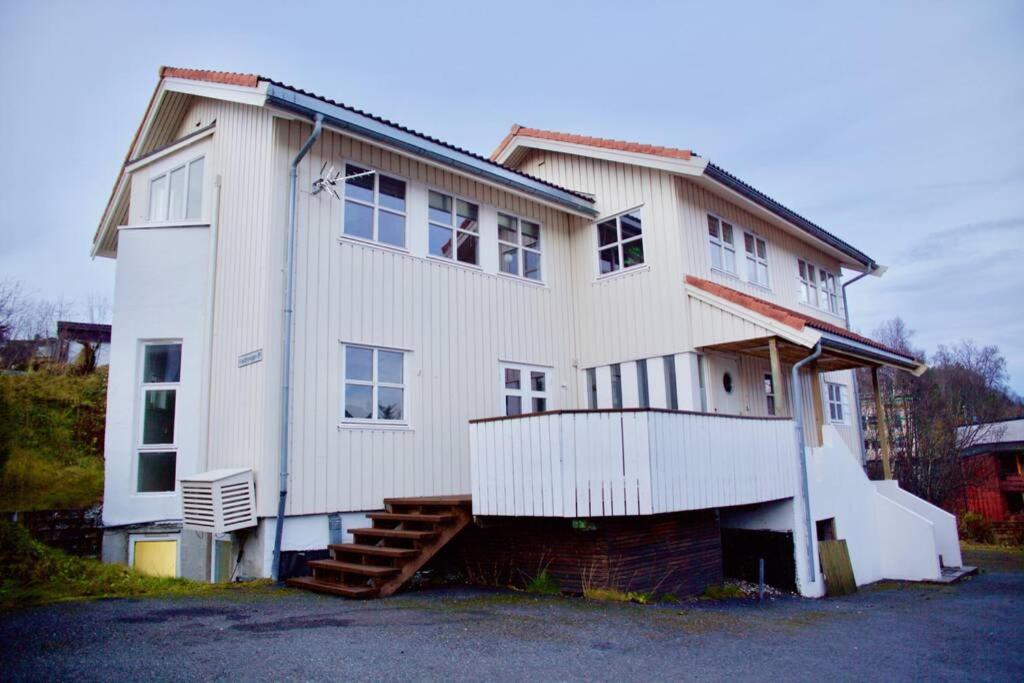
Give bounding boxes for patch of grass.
[525,570,562,596]
[0,521,265,611]
[582,587,653,604]
[699,583,745,600]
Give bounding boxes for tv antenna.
[311,162,376,199]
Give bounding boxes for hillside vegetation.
[0,366,106,511]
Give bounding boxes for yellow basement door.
[133,540,178,577]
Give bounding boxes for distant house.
[56,321,111,367]
[957,418,1024,522]
[91,66,963,598]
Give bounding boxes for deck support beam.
[871,367,893,480]
[810,362,825,446]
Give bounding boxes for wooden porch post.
[768,337,785,417]
[871,367,893,480]
[809,362,825,446]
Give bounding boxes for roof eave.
[265,85,597,218]
[815,330,926,375]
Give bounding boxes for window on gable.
[428,190,479,265]
[343,345,406,422]
[744,232,769,287]
[137,342,181,493]
[148,157,204,222]
[344,164,407,248]
[826,381,848,424]
[498,213,542,281]
[597,210,644,275]
[707,215,736,274]
[502,363,550,415]
[799,259,840,314]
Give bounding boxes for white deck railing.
[469,409,798,517]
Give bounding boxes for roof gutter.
[790,342,822,586]
[271,112,324,582]
[703,163,876,270]
[264,84,597,218]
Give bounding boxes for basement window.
[342,345,406,422]
[597,210,644,275]
[344,164,407,248]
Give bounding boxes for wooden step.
[330,543,418,558]
[307,559,400,577]
[367,511,455,523]
[350,527,439,540]
[285,576,379,598]
[383,495,472,507]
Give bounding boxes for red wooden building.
[959,418,1024,522]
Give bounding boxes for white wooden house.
[96,67,961,597]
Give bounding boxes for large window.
[744,232,769,287]
[343,345,406,422]
[597,210,644,275]
[429,190,479,265]
[343,164,407,248]
[799,259,840,314]
[137,342,181,493]
[825,381,849,424]
[707,215,736,274]
[498,213,542,281]
[149,157,204,222]
[502,363,550,416]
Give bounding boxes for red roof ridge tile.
[684,275,915,361]
[491,124,694,162]
[159,66,260,88]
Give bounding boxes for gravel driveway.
[2,548,1021,682]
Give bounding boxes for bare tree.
[82,292,111,325]
[0,278,24,341]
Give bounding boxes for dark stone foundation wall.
[442,509,723,597]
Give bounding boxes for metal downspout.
[791,341,822,584]
[272,113,324,582]
[842,268,874,468]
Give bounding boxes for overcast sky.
[1,1,1021,392]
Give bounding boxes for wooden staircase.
[285,495,472,599]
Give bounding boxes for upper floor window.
[744,233,769,287]
[344,164,407,248]
[429,191,479,265]
[825,381,849,424]
[502,363,549,415]
[149,157,204,222]
[798,259,840,314]
[707,215,736,275]
[137,342,181,493]
[343,344,406,422]
[498,213,542,281]
[597,210,644,275]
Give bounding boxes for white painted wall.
[102,226,209,527]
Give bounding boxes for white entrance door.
[709,355,741,414]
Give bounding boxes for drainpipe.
[272,113,324,582]
[842,266,876,469]
[790,341,822,584]
[198,174,223,474]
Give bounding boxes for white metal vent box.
[180,468,257,533]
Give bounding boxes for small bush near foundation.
[700,583,745,600]
[583,587,652,604]
[959,512,994,544]
[525,570,562,596]
[0,522,264,610]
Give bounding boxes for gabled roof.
[494,125,877,271]
[685,275,919,364]
[93,67,596,257]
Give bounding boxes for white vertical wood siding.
[470,411,797,517]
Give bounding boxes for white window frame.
[596,208,645,277]
[147,155,205,223]
[341,344,408,426]
[498,212,543,282]
[825,381,849,424]
[427,188,481,267]
[764,372,777,416]
[743,231,770,288]
[128,534,180,578]
[135,341,182,496]
[798,258,841,315]
[500,362,551,416]
[706,213,737,276]
[342,162,409,249]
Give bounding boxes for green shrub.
[525,570,562,595]
[700,583,744,600]
[959,512,994,544]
